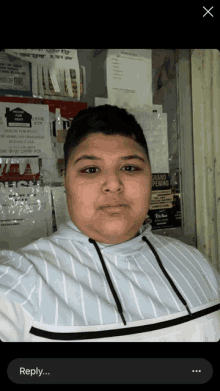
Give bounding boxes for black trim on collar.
[29,303,220,340]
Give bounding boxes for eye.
[81,167,100,174]
[122,166,141,172]
[80,166,142,174]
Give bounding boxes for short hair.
[63,104,150,173]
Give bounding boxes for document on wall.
[5,49,80,99]
[0,51,31,92]
[106,49,152,112]
[136,112,169,173]
[0,102,53,159]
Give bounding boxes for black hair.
[63,104,150,173]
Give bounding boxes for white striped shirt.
[0,219,219,341]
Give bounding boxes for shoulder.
[150,233,220,291]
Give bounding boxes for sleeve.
[0,297,33,342]
[190,245,220,300]
[0,250,38,342]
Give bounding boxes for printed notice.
[0,102,53,158]
[5,49,81,99]
[136,112,169,173]
[0,52,31,92]
[106,49,152,111]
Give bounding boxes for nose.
[102,174,123,193]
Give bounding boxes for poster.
[148,173,182,230]
[0,102,53,159]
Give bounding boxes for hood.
[53,218,153,256]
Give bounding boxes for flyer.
[106,49,152,111]
[148,173,182,230]
[0,102,53,159]
[135,112,169,174]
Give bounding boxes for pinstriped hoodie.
[0,219,220,342]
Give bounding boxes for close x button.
[203,6,214,17]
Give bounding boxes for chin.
[100,219,129,234]
[100,220,140,241]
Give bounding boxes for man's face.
[63,133,152,244]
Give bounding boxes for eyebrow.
[73,154,146,165]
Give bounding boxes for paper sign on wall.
[135,112,169,173]
[4,49,81,99]
[0,51,31,92]
[0,102,53,159]
[106,49,152,111]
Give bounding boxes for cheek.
[67,181,97,207]
[126,182,146,199]
[81,188,97,207]
[127,178,151,200]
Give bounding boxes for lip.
[101,204,127,209]
[101,204,127,213]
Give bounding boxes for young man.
[0,105,220,341]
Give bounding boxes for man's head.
[63,105,152,244]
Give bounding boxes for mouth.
[100,205,127,214]
[101,204,127,209]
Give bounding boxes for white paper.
[27,157,39,175]
[37,65,44,96]
[0,158,6,175]
[17,157,29,175]
[51,187,70,229]
[5,49,78,69]
[0,102,53,159]
[0,183,53,250]
[106,49,152,110]
[135,112,169,173]
[31,64,38,97]
[0,52,31,92]
[5,49,80,99]
[65,68,73,97]
[4,158,12,173]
